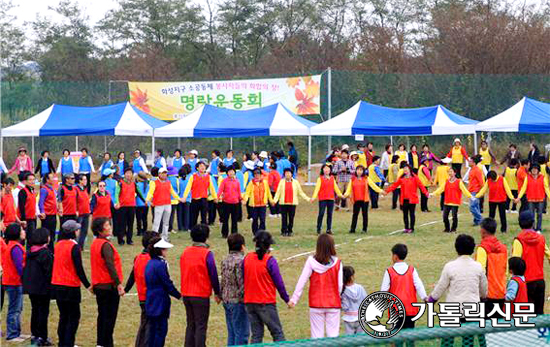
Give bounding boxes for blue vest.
[136,180,148,207]
[188,158,198,173]
[79,157,91,173]
[210,175,219,194]
[178,177,192,203]
[210,157,220,176]
[105,178,117,200]
[236,171,246,193]
[100,160,114,176]
[263,159,270,172]
[133,158,144,173]
[223,157,236,168]
[60,157,74,175]
[173,157,184,171]
[168,175,179,199]
[41,159,50,175]
[116,160,126,175]
[154,157,165,169]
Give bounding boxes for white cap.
[350,151,358,157]
[159,168,168,173]
[190,149,198,155]
[341,144,349,150]
[453,138,461,144]
[442,157,452,164]
[259,151,268,158]
[154,239,174,249]
[244,160,255,170]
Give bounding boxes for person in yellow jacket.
[395,144,408,166]
[243,168,273,235]
[504,158,519,212]
[479,140,496,173]
[387,155,401,210]
[312,164,343,234]
[446,138,469,179]
[434,158,451,211]
[273,168,310,236]
[417,158,433,212]
[355,143,367,168]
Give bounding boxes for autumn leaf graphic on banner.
[295,78,320,114]
[130,87,151,113]
[286,77,301,88]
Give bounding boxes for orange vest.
[308,259,341,308]
[1,193,16,223]
[133,252,151,301]
[468,166,484,193]
[510,276,529,314]
[119,180,136,207]
[351,177,368,202]
[180,246,212,298]
[51,239,81,287]
[251,180,267,207]
[318,176,335,201]
[43,185,57,216]
[90,238,123,285]
[388,265,419,316]
[444,179,463,205]
[2,241,25,285]
[517,231,546,282]
[61,185,78,215]
[92,193,112,218]
[479,237,507,299]
[191,174,210,199]
[19,186,36,220]
[77,187,91,215]
[244,252,276,304]
[526,175,546,202]
[488,177,507,203]
[152,180,172,206]
[517,167,528,192]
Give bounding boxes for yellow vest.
[451,146,464,164]
[368,164,381,183]
[411,153,419,169]
[356,152,367,168]
[387,163,398,183]
[435,165,449,187]
[504,167,518,190]
[418,165,430,186]
[479,148,491,165]
[396,151,407,165]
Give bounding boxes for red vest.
[244,252,276,304]
[510,276,529,314]
[0,238,6,267]
[180,246,212,298]
[1,193,16,223]
[152,180,172,206]
[444,180,463,205]
[43,185,57,216]
[92,193,112,218]
[479,237,507,299]
[526,175,546,202]
[488,177,507,203]
[77,187,91,215]
[284,181,293,204]
[2,241,25,285]
[388,265,419,316]
[90,238,123,285]
[318,176,335,201]
[19,186,37,220]
[51,239,81,287]
[308,259,341,308]
[61,185,78,215]
[134,252,151,301]
[351,177,368,202]
[517,231,546,282]
[119,180,136,207]
[191,174,210,199]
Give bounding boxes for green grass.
[9,185,550,346]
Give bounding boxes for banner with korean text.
[128,75,321,121]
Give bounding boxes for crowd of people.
[0,138,548,346]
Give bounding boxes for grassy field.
[8,184,550,346]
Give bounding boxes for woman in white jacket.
[288,234,343,338]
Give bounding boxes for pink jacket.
[9,156,33,174]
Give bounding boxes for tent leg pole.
[177,137,181,150]
[308,135,312,184]
[31,137,35,165]
[253,137,256,151]
[152,134,156,166]
[327,67,332,154]
[75,136,79,152]
[104,136,107,153]
[230,138,233,149]
[390,136,393,147]
[473,132,478,154]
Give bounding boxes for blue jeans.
[147,313,168,347]
[469,195,482,225]
[6,285,23,339]
[317,200,335,232]
[224,302,250,346]
[529,201,545,231]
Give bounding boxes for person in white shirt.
[380,144,393,180]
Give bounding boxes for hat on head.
[62,220,81,232]
[259,151,268,159]
[63,173,75,179]
[167,166,178,176]
[244,160,255,171]
[519,210,535,225]
[341,144,349,150]
[350,151,358,157]
[159,168,168,174]
[18,146,27,153]
[189,150,198,155]
[154,239,174,249]
[442,157,452,164]
[104,168,116,176]
[454,138,461,144]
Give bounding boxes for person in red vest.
[515,164,550,231]
[57,173,79,225]
[51,220,92,347]
[475,171,515,232]
[38,172,58,251]
[146,167,183,240]
[506,257,529,313]
[91,181,113,220]
[18,171,37,249]
[179,224,221,347]
[217,165,242,237]
[467,155,485,225]
[124,231,156,347]
[115,167,146,246]
[288,234,343,338]
[512,211,550,314]
[243,231,290,343]
[431,166,473,232]
[2,223,27,342]
[385,164,429,234]
[380,243,427,329]
[182,162,218,228]
[90,217,125,347]
[475,218,507,318]
[311,164,343,234]
[1,178,19,225]
[76,174,91,249]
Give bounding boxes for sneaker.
[269,214,276,218]
[511,210,518,214]
[7,337,25,342]
[171,230,178,234]
[19,334,31,339]
[506,210,511,214]
[349,230,356,234]
[326,230,333,234]
[127,241,134,246]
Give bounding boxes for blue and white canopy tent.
[475,97,550,133]
[310,101,478,136]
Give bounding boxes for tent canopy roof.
[476,97,550,133]
[2,102,167,137]
[155,103,316,138]
[310,101,477,136]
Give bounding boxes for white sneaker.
[19,334,31,339]
[511,210,519,214]
[7,337,25,342]
[269,214,276,218]
[506,210,510,213]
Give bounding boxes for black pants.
[169,204,177,232]
[183,297,210,347]
[392,189,400,209]
[527,280,546,314]
[520,195,529,213]
[136,302,150,347]
[440,193,445,211]
[420,187,429,212]
[443,205,459,232]
[369,187,380,209]
[245,303,285,343]
[452,163,462,178]
[402,200,416,231]
[269,191,279,215]
[350,201,368,232]
[246,201,253,219]
[191,198,208,227]
[506,189,518,211]
[317,200,334,232]
[403,315,415,329]
[222,203,239,237]
[280,205,296,235]
[95,288,120,347]
[24,219,37,250]
[148,313,169,347]
[529,201,545,231]
[136,206,148,235]
[178,202,190,231]
[118,206,135,243]
[251,206,267,235]
[489,202,507,232]
[42,215,57,252]
[57,299,80,347]
[29,294,50,341]
[208,201,218,225]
